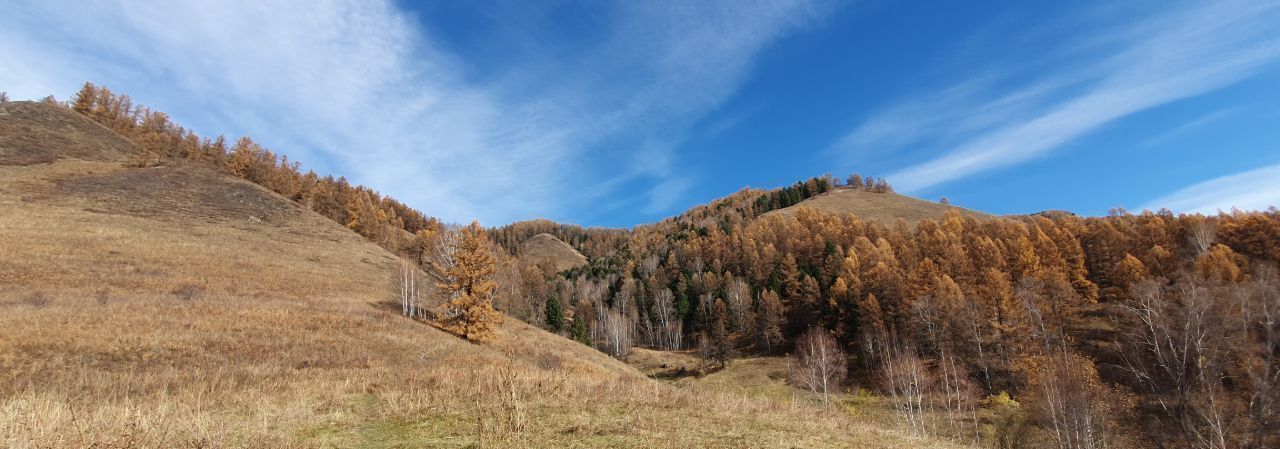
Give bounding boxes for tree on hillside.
[596,304,633,357]
[437,221,502,342]
[724,275,752,332]
[423,225,462,296]
[707,298,731,367]
[1,91,11,103]
[570,315,590,346]
[847,173,864,189]
[545,296,564,334]
[790,327,847,406]
[756,289,785,353]
[1116,274,1250,448]
[1109,254,1148,294]
[1196,244,1245,284]
[72,82,96,114]
[652,288,683,350]
[394,258,421,318]
[1025,351,1122,449]
[880,342,934,437]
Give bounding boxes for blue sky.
[2,0,1279,227]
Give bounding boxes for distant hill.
[763,186,991,226]
[520,233,588,272]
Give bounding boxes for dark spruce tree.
[545,296,564,333]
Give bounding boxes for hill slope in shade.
[0,101,138,165]
[763,186,991,226]
[0,101,963,448]
[520,232,589,272]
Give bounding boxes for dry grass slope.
[0,102,966,447]
[519,233,588,273]
[764,187,991,226]
[0,101,138,165]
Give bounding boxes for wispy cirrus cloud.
[0,0,830,225]
[834,0,1280,194]
[1141,163,1280,214]
[1138,108,1236,149]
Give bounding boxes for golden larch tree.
[1110,253,1148,293]
[438,221,502,342]
[72,82,97,114]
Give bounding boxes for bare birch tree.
[1239,266,1280,449]
[937,353,981,445]
[1187,217,1218,255]
[725,277,752,332]
[597,306,633,357]
[573,277,632,357]
[652,288,683,350]
[394,258,421,318]
[423,224,462,316]
[1028,351,1118,449]
[1116,276,1239,449]
[789,327,847,406]
[881,342,933,437]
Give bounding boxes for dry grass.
[625,348,706,379]
[519,233,588,273]
[0,104,970,447]
[0,101,138,166]
[674,357,798,403]
[764,187,991,226]
[632,350,1034,448]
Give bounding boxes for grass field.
[0,102,969,448]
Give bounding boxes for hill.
[763,186,991,226]
[520,233,589,272]
[0,101,964,448]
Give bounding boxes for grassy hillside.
[520,233,589,272]
[0,100,139,165]
[0,101,966,448]
[763,187,990,226]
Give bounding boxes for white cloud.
[835,0,1280,194]
[1138,108,1235,149]
[1141,163,1280,214]
[0,0,829,225]
[644,177,694,214]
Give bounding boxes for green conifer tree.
[571,317,590,346]
[545,296,564,333]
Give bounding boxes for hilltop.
[0,100,965,448]
[763,186,990,226]
[520,233,589,272]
